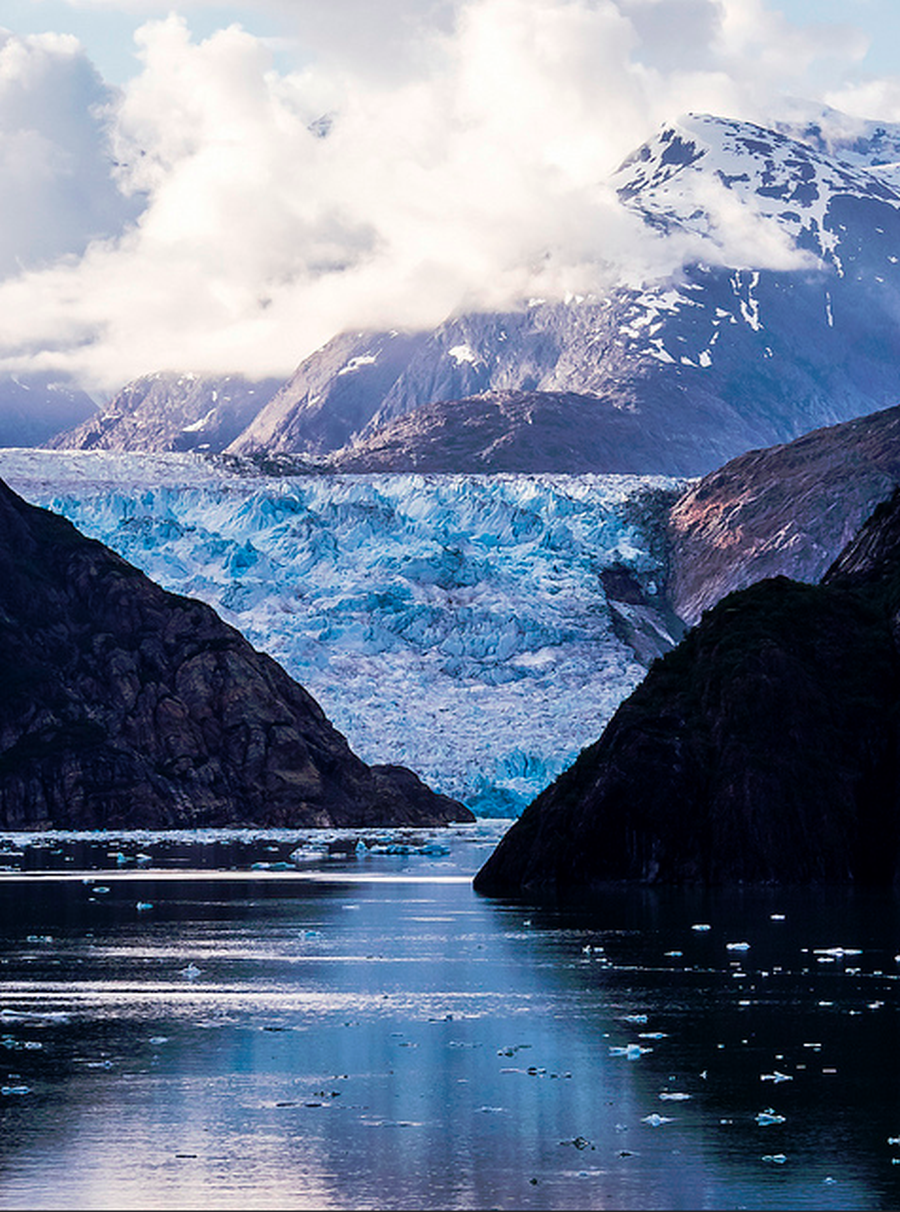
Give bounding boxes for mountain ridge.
[44,105,900,476]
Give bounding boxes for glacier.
[0,450,681,815]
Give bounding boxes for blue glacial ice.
[0,451,682,815]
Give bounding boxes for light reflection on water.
[0,823,898,1210]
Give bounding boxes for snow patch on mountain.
[0,450,679,815]
[615,111,900,274]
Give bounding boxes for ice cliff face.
[0,451,679,815]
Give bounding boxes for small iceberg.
[609,1044,652,1059]
[642,1114,674,1126]
[755,1109,786,1125]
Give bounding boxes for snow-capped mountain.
[224,109,900,476]
[0,449,679,815]
[49,371,282,454]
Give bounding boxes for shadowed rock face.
[0,480,472,830]
[323,388,720,476]
[474,490,900,894]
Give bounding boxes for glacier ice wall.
[0,451,680,815]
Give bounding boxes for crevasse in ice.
[0,451,680,815]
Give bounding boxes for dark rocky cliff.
[0,480,471,830]
[474,489,900,894]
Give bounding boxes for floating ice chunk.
[1,1085,30,1096]
[180,963,202,980]
[692,924,711,932]
[762,1154,787,1164]
[93,886,110,894]
[642,1114,674,1126]
[760,1071,793,1084]
[639,1032,668,1040]
[770,913,785,921]
[0,1008,69,1024]
[814,947,862,958]
[149,1036,169,1045]
[659,1092,691,1101]
[756,1109,786,1125]
[609,1044,652,1059]
[289,848,329,865]
[664,950,683,957]
[135,902,153,911]
[622,1014,649,1024]
[726,942,751,951]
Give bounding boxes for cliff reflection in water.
[0,824,898,1210]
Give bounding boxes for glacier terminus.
[0,450,680,816]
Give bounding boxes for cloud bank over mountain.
[0,0,890,394]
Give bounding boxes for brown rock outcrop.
[667,404,900,626]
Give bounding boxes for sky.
[2,0,900,397]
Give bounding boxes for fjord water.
[1,826,900,1210]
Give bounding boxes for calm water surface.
[0,822,899,1210]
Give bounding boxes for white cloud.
[0,0,892,394]
[0,28,140,276]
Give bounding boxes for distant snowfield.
[0,450,681,815]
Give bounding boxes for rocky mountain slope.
[323,388,692,474]
[666,403,900,626]
[0,478,471,830]
[474,488,900,893]
[49,371,282,454]
[228,330,429,458]
[222,109,900,476]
